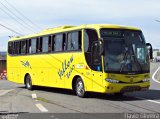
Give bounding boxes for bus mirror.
[91,41,103,66]
[91,40,104,56]
[99,40,104,56]
[146,43,153,59]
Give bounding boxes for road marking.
[0,90,13,96]
[32,94,37,99]
[32,94,48,112]
[152,66,160,83]
[136,97,160,104]
[35,103,48,112]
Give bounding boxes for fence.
[0,70,7,80]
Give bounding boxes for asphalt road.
[0,62,160,119]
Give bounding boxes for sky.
[0,0,160,51]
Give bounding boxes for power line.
[1,21,27,35]
[0,23,24,36]
[3,0,42,31]
[0,7,30,35]
[0,1,37,33]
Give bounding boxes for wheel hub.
[77,81,84,95]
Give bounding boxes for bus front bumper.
[104,82,150,93]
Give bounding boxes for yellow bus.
[7,24,153,97]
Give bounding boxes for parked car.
[155,56,160,62]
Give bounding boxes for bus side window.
[67,31,81,51]
[21,40,26,55]
[16,41,21,55]
[42,36,49,53]
[13,42,16,55]
[48,36,52,52]
[36,37,42,53]
[78,31,82,50]
[8,42,11,55]
[31,38,37,54]
[67,33,72,50]
[51,35,55,52]
[84,29,98,52]
[8,42,13,55]
[84,29,99,71]
[14,42,16,55]
[54,34,63,52]
[63,34,66,51]
[29,39,31,54]
[14,41,18,55]
[19,41,21,55]
[26,39,31,54]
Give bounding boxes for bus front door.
[91,68,103,92]
[91,41,103,92]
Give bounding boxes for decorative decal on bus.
[58,55,74,79]
[20,61,32,69]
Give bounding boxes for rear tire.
[75,77,86,98]
[25,75,33,90]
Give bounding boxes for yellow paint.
[7,24,150,94]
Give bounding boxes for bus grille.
[120,86,141,92]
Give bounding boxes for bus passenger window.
[67,31,81,51]
[13,42,15,55]
[48,44,51,52]
[37,38,42,53]
[26,40,29,54]
[17,41,21,55]
[51,35,55,52]
[48,36,52,52]
[42,36,49,53]
[25,39,31,54]
[21,40,26,54]
[28,39,32,54]
[14,41,19,55]
[54,34,63,52]
[63,34,66,51]
[31,38,37,54]
[8,42,13,55]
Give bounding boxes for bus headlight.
[105,78,119,83]
[142,78,150,82]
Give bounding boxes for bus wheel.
[75,77,85,98]
[25,75,33,90]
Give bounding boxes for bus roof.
[9,24,141,41]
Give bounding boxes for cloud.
[10,0,160,19]
[2,0,160,25]
[0,0,160,50]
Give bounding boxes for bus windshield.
[100,29,149,74]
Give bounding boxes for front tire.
[75,77,85,98]
[25,75,33,90]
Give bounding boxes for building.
[153,49,159,58]
[153,49,160,62]
[0,52,6,79]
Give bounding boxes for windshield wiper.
[120,46,143,73]
[119,37,129,73]
[131,47,143,72]
[120,48,128,72]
